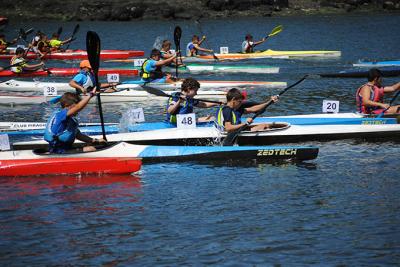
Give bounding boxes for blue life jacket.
[44,110,79,153]
[166,93,197,123]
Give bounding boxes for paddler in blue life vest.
[160,40,184,66]
[140,48,179,83]
[216,88,278,133]
[241,34,266,53]
[49,32,73,52]
[356,68,400,114]
[10,47,45,73]
[166,77,219,123]
[44,89,106,154]
[0,34,17,54]
[186,35,214,57]
[69,60,117,94]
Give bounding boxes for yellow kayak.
[196,49,341,60]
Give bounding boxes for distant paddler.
[160,40,184,66]
[140,48,180,83]
[186,35,214,57]
[49,32,74,52]
[29,30,50,58]
[69,60,117,94]
[9,47,45,73]
[166,77,220,123]
[0,34,17,54]
[356,68,400,115]
[241,25,283,53]
[241,34,266,53]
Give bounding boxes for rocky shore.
[2,0,400,21]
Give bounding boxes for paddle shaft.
[222,75,308,146]
[377,89,400,117]
[195,19,219,61]
[65,24,80,50]
[174,26,182,78]
[87,31,107,141]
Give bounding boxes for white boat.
[0,89,226,105]
[0,79,287,92]
[12,122,400,149]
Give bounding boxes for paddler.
[69,60,117,94]
[241,34,266,53]
[160,40,184,66]
[140,48,179,83]
[356,68,400,114]
[0,34,17,54]
[216,88,278,133]
[166,77,219,123]
[29,31,49,58]
[48,32,73,52]
[10,47,45,73]
[44,89,106,153]
[186,35,213,57]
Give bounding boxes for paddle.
[142,84,224,104]
[57,26,63,37]
[194,19,219,61]
[65,24,80,50]
[86,31,107,141]
[265,25,283,39]
[0,61,26,72]
[173,26,182,78]
[18,28,34,43]
[377,89,400,118]
[222,75,308,146]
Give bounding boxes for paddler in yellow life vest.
[160,40,184,67]
[10,47,45,73]
[166,77,219,123]
[216,88,278,133]
[0,34,17,54]
[49,33,73,52]
[186,35,214,57]
[140,48,180,83]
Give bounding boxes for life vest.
[10,56,26,73]
[76,70,95,90]
[216,106,240,128]
[44,110,79,152]
[37,40,50,53]
[356,83,384,114]
[140,59,163,81]
[166,93,196,123]
[186,42,196,57]
[241,40,254,53]
[49,39,62,48]
[0,39,7,50]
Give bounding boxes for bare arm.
[384,82,400,93]
[66,91,95,117]
[253,38,266,46]
[195,101,220,108]
[194,44,213,53]
[244,96,278,114]
[167,98,183,114]
[69,79,87,94]
[155,54,177,67]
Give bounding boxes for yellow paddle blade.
[268,25,283,37]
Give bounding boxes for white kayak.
[0,79,287,92]
[12,122,400,149]
[0,89,226,105]
[171,64,280,74]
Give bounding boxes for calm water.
[1,14,400,266]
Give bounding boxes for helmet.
[79,60,92,69]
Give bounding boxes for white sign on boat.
[177,113,196,129]
[323,100,340,113]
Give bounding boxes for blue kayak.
[353,60,400,67]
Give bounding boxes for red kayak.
[0,157,142,176]
[0,49,144,60]
[0,68,138,77]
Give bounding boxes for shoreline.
[2,1,399,21]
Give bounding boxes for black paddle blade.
[86,31,101,74]
[57,26,63,36]
[142,85,170,97]
[222,124,247,146]
[174,26,182,48]
[72,24,80,36]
